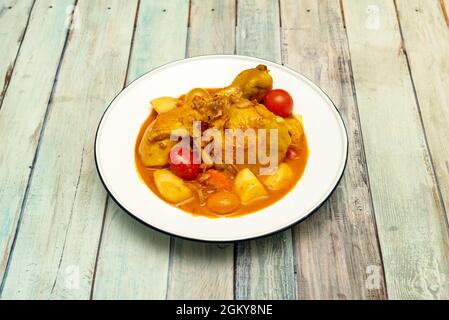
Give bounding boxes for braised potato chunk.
[234,168,267,204]
[151,97,178,114]
[153,169,193,203]
[262,163,294,191]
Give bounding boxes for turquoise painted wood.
[235,0,296,300]
[0,0,74,287]
[167,0,235,300]
[281,0,386,299]
[92,0,190,300]
[0,0,34,106]
[0,0,449,300]
[395,0,449,225]
[0,0,138,299]
[343,0,449,299]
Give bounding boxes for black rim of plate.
[94,54,350,243]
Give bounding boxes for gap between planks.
[342,0,449,299]
[392,0,449,223]
[337,0,389,297]
[88,1,142,299]
[0,0,78,295]
[167,0,235,300]
[280,0,387,299]
[91,1,188,300]
[0,0,36,111]
[1,0,139,299]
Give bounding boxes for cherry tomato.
[168,147,201,180]
[286,147,298,160]
[206,192,240,215]
[263,89,294,117]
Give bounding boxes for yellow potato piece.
[262,163,293,191]
[234,168,267,204]
[153,169,193,203]
[151,97,178,114]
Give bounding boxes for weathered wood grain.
[0,0,34,107]
[92,0,189,300]
[281,0,387,300]
[186,0,236,56]
[343,0,449,299]
[396,0,449,226]
[235,0,296,300]
[236,0,280,61]
[0,0,138,299]
[0,0,74,288]
[167,0,235,300]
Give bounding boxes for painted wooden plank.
[343,0,449,299]
[234,0,296,300]
[186,0,236,56]
[126,0,190,82]
[396,0,449,226]
[92,0,189,300]
[280,0,387,300]
[236,0,281,61]
[0,0,34,107]
[0,0,138,299]
[167,0,235,300]
[0,0,74,287]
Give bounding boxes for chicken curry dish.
[135,65,309,218]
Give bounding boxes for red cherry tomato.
[168,147,201,180]
[263,89,294,117]
[286,147,298,160]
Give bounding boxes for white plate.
[95,55,348,242]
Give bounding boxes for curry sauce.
[135,111,309,218]
[135,65,309,218]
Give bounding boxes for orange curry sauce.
[135,95,309,218]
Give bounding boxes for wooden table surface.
[1,0,449,300]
